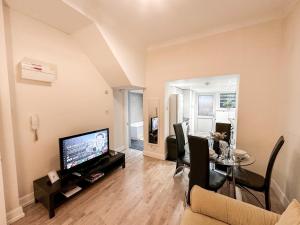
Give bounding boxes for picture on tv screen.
[60,129,109,170]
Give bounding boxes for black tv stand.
[33,150,125,218]
[73,155,110,176]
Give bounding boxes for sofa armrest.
[190,185,280,225]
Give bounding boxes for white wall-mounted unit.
[20,58,57,83]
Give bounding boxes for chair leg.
[184,190,188,208]
[227,180,231,196]
[173,161,184,177]
[237,185,265,208]
[173,166,184,176]
[265,190,271,211]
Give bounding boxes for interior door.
[194,94,215,136]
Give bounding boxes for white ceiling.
[5,0,299,49]
[5,0,92,33]
[65,0,298,48]
[168,75,239,93]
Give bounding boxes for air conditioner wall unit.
[20,58,57,83]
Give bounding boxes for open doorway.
[166,75,239,147]
[128,90,144,151]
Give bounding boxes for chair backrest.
[188,136,210,198]
[264,136,285,190]
[173,123,188,158]
[216,123,231,144]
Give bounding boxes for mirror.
[148,99,159,144]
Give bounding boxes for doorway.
[128,90,144,151]
[166,75,239,147]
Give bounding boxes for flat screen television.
[150,117,158,132]
[59,128,109,172]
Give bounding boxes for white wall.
[0,3,23,222]
[165,86,183,136]
[0,2,10,223]
[144,20,284,175]
[273,1,300,205]
[182,89,191,120]
[113,89,127,151]
[5,8,114,200]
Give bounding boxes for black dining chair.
[173,123,190,176]
[214,123,232,172]
[232,136,285,210]
[216,123,231,144]
[187,135,226,204]
[213,122,232,155]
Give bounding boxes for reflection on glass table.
[210,149,256,199]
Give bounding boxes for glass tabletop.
[210,154,256,167]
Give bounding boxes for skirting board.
[143,150,166,160]
[271,178,290,208]
[7,206,24,224]
[19,192,34,208]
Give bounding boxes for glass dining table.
[195,134,256,199]
[210,152,256,199]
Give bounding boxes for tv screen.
[151,117,158,132]
[59,129,109,170]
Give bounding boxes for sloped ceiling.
[73,24,131,88]
[5,0,144,88]
[5,0,91,33]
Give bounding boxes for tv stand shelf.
[33,151,125,218]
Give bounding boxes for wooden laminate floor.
[13,149,284,225]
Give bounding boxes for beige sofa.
[181,185,280,225]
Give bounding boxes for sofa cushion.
[181,208,228,225]
[276,199,300,225]
[190,185,279,225]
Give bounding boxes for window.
[198,95,214,116]
[220,93,236,108]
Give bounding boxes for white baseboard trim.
[19,192,34,207]
[112,145,127,152]
[271,178,290,208]
[143,150,166,160]
[7,206,24,224]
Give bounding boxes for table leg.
[226,167,230,196]
[49,208,55,219]
[48,195,55,219]
[232,166,236,199]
